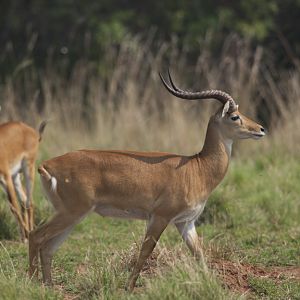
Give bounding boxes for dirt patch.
[121,243,300,294]
[209,258,300,293]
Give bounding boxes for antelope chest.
[171,200,207,224]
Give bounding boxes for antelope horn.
[159,71,237,111]
[167,69,186,93]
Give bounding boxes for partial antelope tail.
[38,120,48,142]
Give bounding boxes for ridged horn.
[159,71,237,111]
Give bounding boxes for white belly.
[94,200,207,224]
[94,204,149,220]
[171,200,207,224]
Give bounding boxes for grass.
[249,277,300,300]
[0,153,299,299]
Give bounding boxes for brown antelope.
[0,121,47,241]
[29,71,265,291]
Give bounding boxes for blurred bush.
[1,0,300,79]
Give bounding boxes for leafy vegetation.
[1,0,300,79]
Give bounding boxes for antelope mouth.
[252,132,265,139]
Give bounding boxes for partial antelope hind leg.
[3,172,28,241]
[29,212,81,285]
[29,166,92,284]
[21,157,36,232]
[13,173,29,235]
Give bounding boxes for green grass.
[0,153,300,299]
[249,277,300,300]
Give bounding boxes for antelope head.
[159,70,265,141]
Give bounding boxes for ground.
[0,153,300,299]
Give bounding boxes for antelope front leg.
[175,221,207,271]
[13,174,29,234]
[126,215,169,292]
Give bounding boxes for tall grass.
[1,35,299,158]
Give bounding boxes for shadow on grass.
[0,209,17,240]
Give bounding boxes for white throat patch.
[223,138,233,156]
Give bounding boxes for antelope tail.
[38,120,48,142]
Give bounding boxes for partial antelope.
[0,121,47,241]
[29,71,265,291]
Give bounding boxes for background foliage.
[1,0,300,79]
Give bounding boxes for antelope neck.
[195,119,232,190]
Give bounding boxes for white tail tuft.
[50,176,58,192]
[38,165,58,194]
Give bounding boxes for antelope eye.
[231,115,239,121]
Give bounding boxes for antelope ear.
[221,101,230,118]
